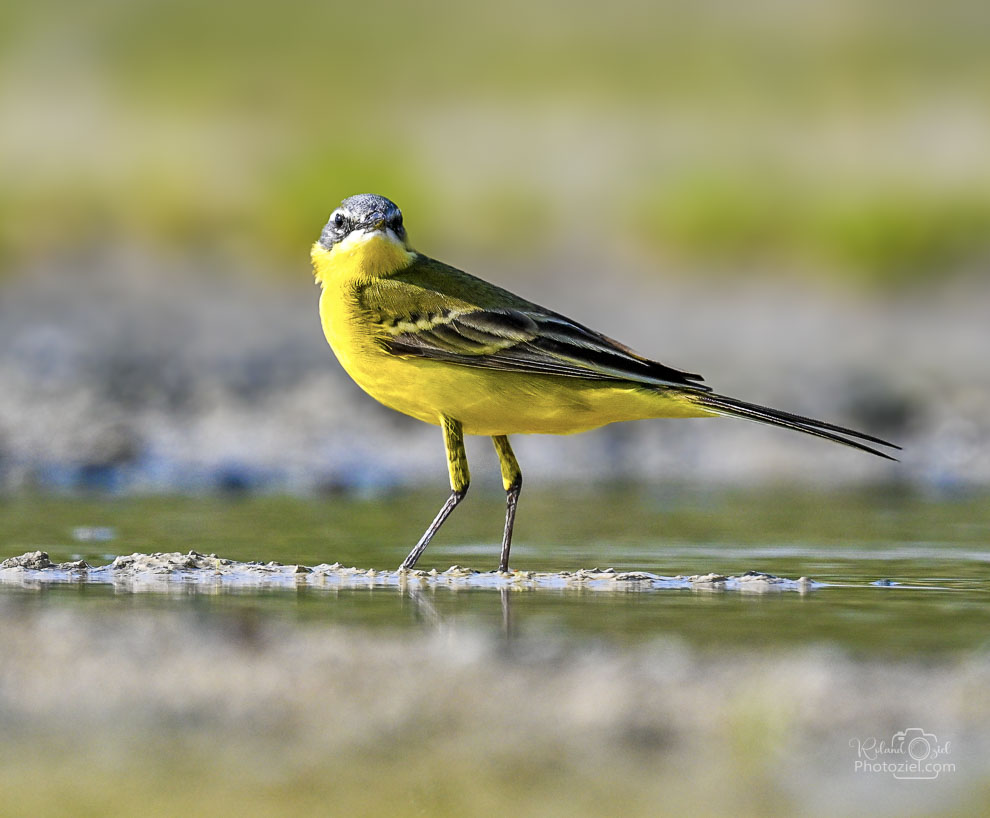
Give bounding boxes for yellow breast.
[312,229,415,288]
[313,232,439,422]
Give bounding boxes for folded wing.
[358,255,900,459]
[384,306,710,389]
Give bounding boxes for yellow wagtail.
[312,194,898,572]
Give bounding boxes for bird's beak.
[366,212,386,231]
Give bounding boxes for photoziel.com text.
[850,728,954,780]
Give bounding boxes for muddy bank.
[0,550,814,593]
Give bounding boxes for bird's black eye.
[393,213,403,230]
[333,212,346,229]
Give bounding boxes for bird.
[311,193,898,573]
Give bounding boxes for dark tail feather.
[691,392,901,461]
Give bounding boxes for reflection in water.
[405,585,518,643]
[501,586,514,642]
[405,587,444,631]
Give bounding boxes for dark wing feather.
[357,253,705,388]
[385,306,709,390]
[358,256,899,458]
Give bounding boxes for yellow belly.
[319,288,709,436]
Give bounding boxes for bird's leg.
[492,435,522,573]
[400,416,470,570]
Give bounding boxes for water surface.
[3,485,987,657]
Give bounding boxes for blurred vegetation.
[1,0,989,285]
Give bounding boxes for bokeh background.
[3,4,990,817]
[2,0,989,493]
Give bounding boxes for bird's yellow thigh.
[491,435,522,491]
[442,416,470,493]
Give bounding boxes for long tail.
[689,392,901,461]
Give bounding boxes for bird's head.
[312,194,414,285]
[317,194,408,252]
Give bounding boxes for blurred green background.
[3,0,989,285]
[1,0,989,493]
[3,7,990,815]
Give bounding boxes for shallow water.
[3,485,988,656]
[2,485,988,817]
